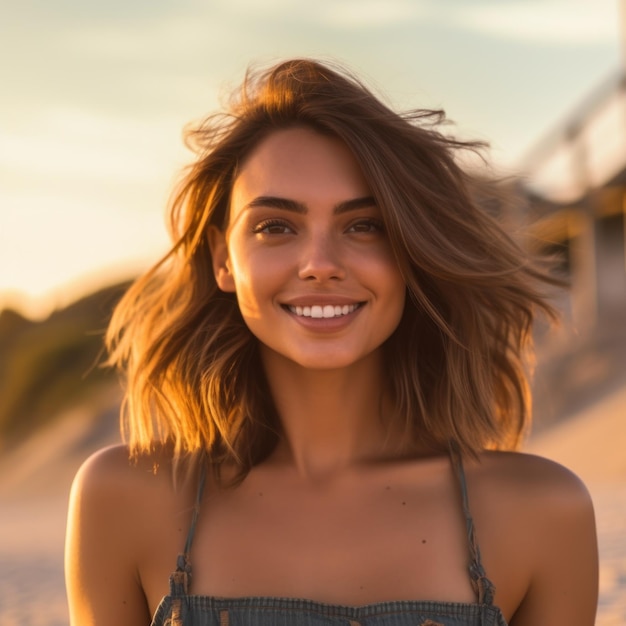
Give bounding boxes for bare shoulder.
[469,450,594,514]
[474,449,592,489]
[66,444,188,626]
[466,450,596,548]
[465,451,598,625]
[70,442,175,498]
[67,442,192,554]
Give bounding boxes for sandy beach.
[0,386,624,625]
[526,384,626,626]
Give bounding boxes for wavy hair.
[106,58,559,483]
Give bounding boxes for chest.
[145,470,478,612]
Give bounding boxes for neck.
[261,347,407,480]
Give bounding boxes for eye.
[346,218,385,234]
[252,219,294,235]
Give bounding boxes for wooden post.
[623,188,626,274]
[567,126,598,335]
[620,0,626,277]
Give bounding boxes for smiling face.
[209,126,406,371]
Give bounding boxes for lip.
[281,295,364,307]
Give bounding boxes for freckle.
[258,492,263,496]
[385,486,391,490]
[422,539,427,544]
[359,586,364,590]
[402,501,406,506]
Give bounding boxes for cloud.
[447,0,619,45]
[205,0,429,29]
[210,0,619,40]
[317,0,429,28]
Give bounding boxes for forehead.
[230,127,370,208]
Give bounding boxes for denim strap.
[169,460,208,597]
[449,443,496,606]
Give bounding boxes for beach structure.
[523,68,626,336]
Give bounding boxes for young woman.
[65,59,598,626]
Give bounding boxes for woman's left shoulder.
[465,451,598,624]
[469,449,594,521]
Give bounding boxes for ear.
[207,225,236,292]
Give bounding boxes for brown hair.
[106,58,559,482]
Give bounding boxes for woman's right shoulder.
[69,443,182,516]
[66,448,186,624]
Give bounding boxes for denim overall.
[151,451,508,626]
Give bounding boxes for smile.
[286,304,361,318]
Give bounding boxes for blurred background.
[1,1,625,624]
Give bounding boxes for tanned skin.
[66,127,598,626]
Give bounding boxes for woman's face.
[209,126,406,370]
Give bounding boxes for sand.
[526,384,626,626]
[0,386,624,625]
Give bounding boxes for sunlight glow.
[0,0,620,316]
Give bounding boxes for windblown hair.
[106,58,559,483]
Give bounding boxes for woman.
[65,59,598,626]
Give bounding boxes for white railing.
[523,71,626,203]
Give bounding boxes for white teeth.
[288,303,359,318]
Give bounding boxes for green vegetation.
[0,282,131,444]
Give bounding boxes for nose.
[297,232,346,282]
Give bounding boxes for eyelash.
[346,218,385,234]
[252,219,293,235]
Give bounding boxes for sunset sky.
[1,0,623,317]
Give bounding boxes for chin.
[270,346,383,373]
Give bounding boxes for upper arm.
[65,446,152,626]
[509,461,598,626]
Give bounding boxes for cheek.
[228,251,285,317]
[380,261,407,324]
[367,250,405,295]
[389,280,407,326]
[230,271,261,319]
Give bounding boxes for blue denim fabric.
[150,449,508,626]
[151,595,508,626]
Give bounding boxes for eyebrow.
[244,195,377,215]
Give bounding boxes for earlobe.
[207,226,236,292]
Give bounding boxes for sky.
[0,0,623,318]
